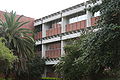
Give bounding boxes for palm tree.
[0,11,35,80]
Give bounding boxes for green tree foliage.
[14,56,45,80]
[0,11,35,60]
[0,38,17,80]
[27,56,45,80]
[0,11,35,80]
[0,38,16,63]
[55,35,89,80]
[56,0,120,80]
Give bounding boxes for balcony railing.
[46,24,61,37]
[48,42,61,49]
[66,20,86,32]
[34,31,42,40]
[34,17,99,39]
[91,16,99,26]
[45,49,61,58]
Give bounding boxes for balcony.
[66,20,86,32]
[34,32,42,40]
[45,49,61,58]
[46,24,61,37]
[45,42,61,58]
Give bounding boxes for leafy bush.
[0,38,17,80]
[0,38,17,64]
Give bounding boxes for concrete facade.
[34,0,101,77]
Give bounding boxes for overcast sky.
[0,0,88,19]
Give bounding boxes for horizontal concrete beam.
[45,60,59,65]
[42,36,61,44]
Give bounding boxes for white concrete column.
[86,10,92,27]
[42,24,47,38]
[42,44,46,58]
[61,17,69,33]
[42,66,47,77]
[61,40,65,57]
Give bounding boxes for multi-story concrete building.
[34,0,101,77]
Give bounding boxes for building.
[34,0,101,77]
[0,11,34,30]
[0,0,101,78]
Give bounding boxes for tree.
[55,34,92,80]
[0,11,35,80]
[13,55,45,80]
[0,38,17,80]
[27,56,45,80]
[56,0,120,80]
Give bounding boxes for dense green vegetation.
[55,0,120,80]
[0,38,16,64]
[27,56,45,80]
[0,38,17,80]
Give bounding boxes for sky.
[0,0,88,19]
